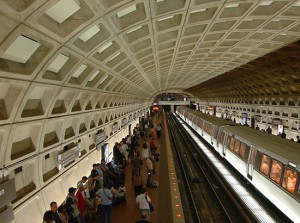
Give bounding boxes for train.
[176,106,300,223]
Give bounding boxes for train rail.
[166,112,253,223]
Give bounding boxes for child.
[118,182,126,204]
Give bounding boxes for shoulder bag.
[145,195,154,212]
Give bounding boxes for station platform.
[110,112,184,223]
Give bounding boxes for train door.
[222,133,229,156]
[217,128,225,154]
[211,126,216,145]
[247,145,257,180]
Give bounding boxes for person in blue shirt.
[96,183,113,223]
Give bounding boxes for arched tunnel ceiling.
[1,0,300,101]
[186,40,300,104]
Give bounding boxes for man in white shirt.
[144,123,148,132]
[155,124,162,138]
[136,188,152,222]
[120,142,129,160]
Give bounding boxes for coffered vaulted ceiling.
[1,0,300,100]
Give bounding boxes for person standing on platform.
[155,124,162,138]
[75,185,85,218]
[136,188,152,222]
[42,211,55,223]
[266,126,272,134]
[50,202,61,223]
[142,140,149,159]
[57,205,69,223]
[149,138,157,155]
[131,152,142,175]
[96,183,113,223]
[144,123,149,134]
[145,157,153,187]
[133,170,143,197]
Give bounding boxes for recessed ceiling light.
[88,71,99,81]
[99,74,108,85]
[191,8,206,13]
[117,5,137,18]
[98,42,113,53]
[1,35,41,63]
[79,25,100,42]
[293,2,300,6]
[157,0,165,2]
[225,3,240,8]
[260,1,273,6]
[127,25,142,34]
[47,54,69,73]
[158,15,174,22]
[272,19,280,22]
[109,52,121,61]
[72,64,87,78]
[45,0,80,23]
[280,33,287,35]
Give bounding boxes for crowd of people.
[255,125,300,143]
[42,120,162,223]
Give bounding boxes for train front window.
[259,154,271,176]
[282,167,298,194]
[270,160,283,184]
[234,140,240,154]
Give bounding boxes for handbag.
[145,195,154,212]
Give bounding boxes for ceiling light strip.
[158,15,174,22]
[117,5,137,18]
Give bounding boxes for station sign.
[0,178,16,207]
[272,118,282,126]
[95,130,106,145]
[112,122,119,133]
[57,145,80,170]
[121,117,128,126]
[254,115,262,122]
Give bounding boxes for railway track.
[166,112,253,223]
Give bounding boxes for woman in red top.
[75,185,85,217]
[149,139,157,155]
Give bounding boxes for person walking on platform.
[136,211,149,223]
[136,188,152,222]
[96,183,113,223]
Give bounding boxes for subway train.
[176,106,300,223]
